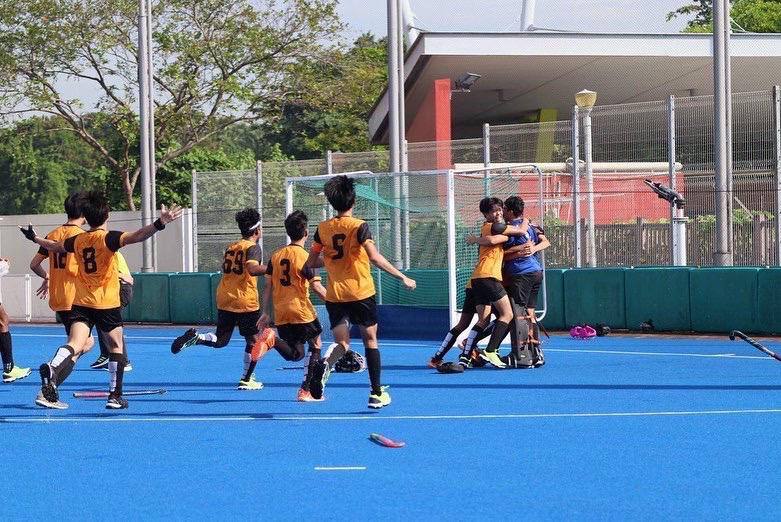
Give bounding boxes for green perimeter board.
[757,268,781,334]
[540,269,566,330]
[170,273,216,324]
[625,267,692,331]
[124,273,171,323]
[689,267,759,333]
[564,268,627,329]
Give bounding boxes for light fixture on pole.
[453,73,482,93]
[575,89,597,267]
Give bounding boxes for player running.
[305,175,416,409]
[28,192,96,406]
[170,208,275,391]
[22,191,182,409]
[257,210,332,402]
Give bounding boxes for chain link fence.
[193,88,781,270]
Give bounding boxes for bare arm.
[310,279,327,301]
[258,275,274,329]
[120,204,183,247]
[503,218,529,236]
[33,237,66,253]
[467,234,509,246]
[363,241,416,290]
[532,234,551,254]
[246,262,268,276]
[29,253,48,279]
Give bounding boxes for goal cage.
[285,166,548,328]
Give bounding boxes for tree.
[669,1,781,33]
[263,33,389,159]
[0,0,342,209]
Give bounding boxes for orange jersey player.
[22,190,183,409]
[257,210,330,402]
[305,175,416,409]
[28,192,96,401]
[170,208,274,391]
[460,197,528,369]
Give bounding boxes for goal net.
[285,167,547,325]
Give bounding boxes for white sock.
[440,332,454,350]
[463,329,480,353]
[198,332,217,343]
[323,343,339,360]
[108,361,118,392]
[51,346,72,368]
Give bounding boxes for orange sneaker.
[297,388,324,402]
[251,328,276,362]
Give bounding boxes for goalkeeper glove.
[19,224,37,242]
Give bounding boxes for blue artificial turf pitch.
[2,325,780,520]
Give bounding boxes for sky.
[337,0,690,39]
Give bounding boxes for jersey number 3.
[279,259,292,286]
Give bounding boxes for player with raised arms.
[170,208,275,391]
[305,175,416,409]
[21,191,182,409]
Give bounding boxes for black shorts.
[277,319,323,347]
[507,272,543,310]
[69,305,123,333]
[56,310,75,335]
[216,309,261,340]
[326,296,377,328]
[461,287,477,316]
[470,278,507,306]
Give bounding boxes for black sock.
[433,327,462,360]
[485,320,510,353]
[55,357,76,386]
[325,343,347,367]
[365,348,382,396]
[302,348,321,390]
[97,329,110,357]
[0,332,13,372]
[243,360,258,381]
[476,321,495,343]
[108,353,126,395]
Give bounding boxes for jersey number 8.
[82,247,98,274]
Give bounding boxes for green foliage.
[669,1,781,32]
[0,0,342,209]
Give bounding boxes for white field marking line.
[545,348,766,360]
[4,408,781,424]
[9,335,771,358]
[314,466,366,471]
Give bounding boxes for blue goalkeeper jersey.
[504,218,542,275]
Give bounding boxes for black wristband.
[153,218,165,231]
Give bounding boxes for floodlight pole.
[146,0,157,271]
[713,0,732,266]
[774,85,781,266]
[387,0,400,173]
[482,123,491,196]
[668,95,677,264]
[583,106,596,267]
[520,0,536,31]
[138,0,153,272]
[571,106,582,267]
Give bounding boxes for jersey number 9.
[222,250,245,275]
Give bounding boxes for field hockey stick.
[73,389,167,398]
[729,330,781,362]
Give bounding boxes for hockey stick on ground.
[73,389,167,398]
[729,330,781,362]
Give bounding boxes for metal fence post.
[774,85,781,266]
[571,106,582,267]
[668,95,676,265]
[256,160,264,259]
[191,168,198,272]
[583,107,596,267]
[482,122,491,196]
